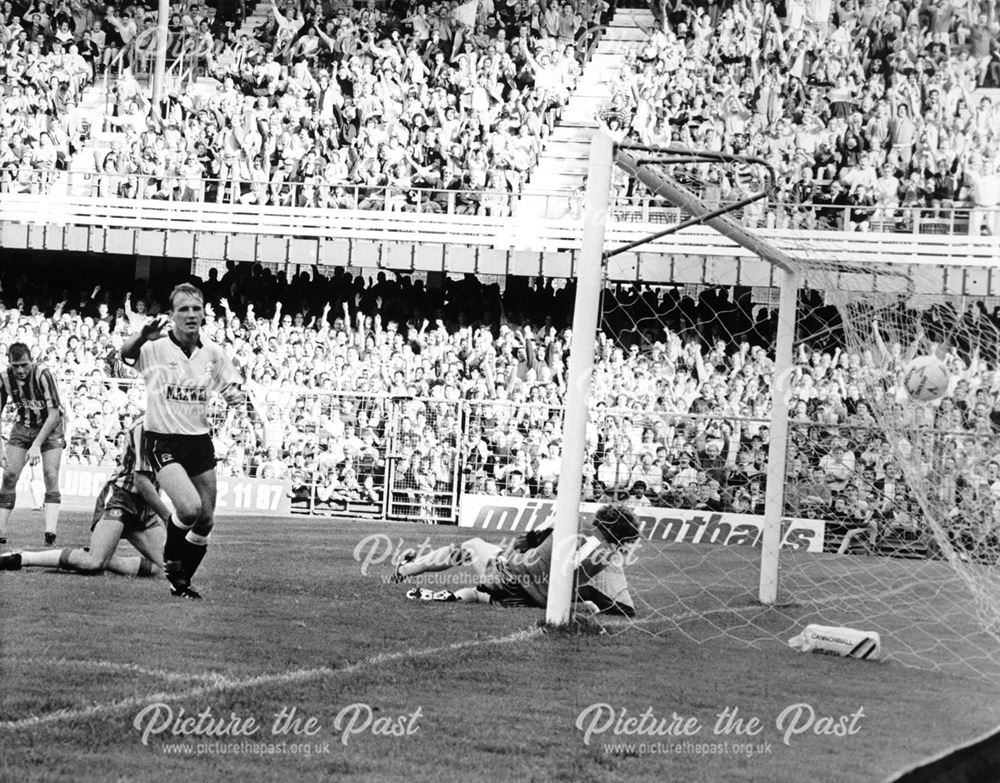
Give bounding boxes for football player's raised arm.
[870,316,888,364]
[121,315,169,363]
[217,348,247,407]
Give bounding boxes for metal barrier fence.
[383,396,462,524]
[218,387,461,523]
[459,400,773,513]
[4,168,999,235]
[0,169,560,220]
[788,418,1000,556]
[29,377,459,523]
[459,401,1000,558]
[609,195,997,236]
[247,389,395,520]
[8,376,996,548]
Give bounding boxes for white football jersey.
[133,332,241,435]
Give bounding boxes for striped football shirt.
[0,364,63,428]
[131,331,241,435]
[109,419,156,495]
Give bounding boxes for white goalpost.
[758,271,797,604]
[545,132,614,625]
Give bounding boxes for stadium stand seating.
[4,0,601,211]
[600,0,1000,233]
[0,257,995,550]
[3,0,997,232]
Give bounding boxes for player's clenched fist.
[221,383,247,407]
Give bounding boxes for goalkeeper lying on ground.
[392,504,639,616]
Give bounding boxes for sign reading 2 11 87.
[214,479,291,515]
[16,465,292,517]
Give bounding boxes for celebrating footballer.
[120,283,247,599]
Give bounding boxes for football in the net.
[903,356,950,402]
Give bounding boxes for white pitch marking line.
[1,657,227,686]
[0,627,541,732]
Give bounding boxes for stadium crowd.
[0,258,997,554]
[604,0,1000,233]
[3,0,998,232]
[2,0,606,211]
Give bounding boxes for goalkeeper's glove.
[513,527,553,552]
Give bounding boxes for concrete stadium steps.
[72,82,108,144]
[548,125,598,143]
[585,39,638,56]
[584,51,629,72]
[571,83,615,101]
[53,0,266,190]
[557,109,602,127]
[527,173,585,190]
[607,7,656,30]
[66,132,129,196]
[60,70,216,195]
[539,142,592,159]
[201,0,269,76]
[533,158,589,177]
[52,82,114,195]
[519,6,649,215]
[601,28,648,42]
[236,0,271,42]
[184,74,224,106]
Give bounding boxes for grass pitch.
[1,512,998,782]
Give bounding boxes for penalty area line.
[0,626,542,732]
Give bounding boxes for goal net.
[548,134,1000,681]
[814,269,1000,637]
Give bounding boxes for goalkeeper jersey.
[502,534,556,608]
[496,530,631,611]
